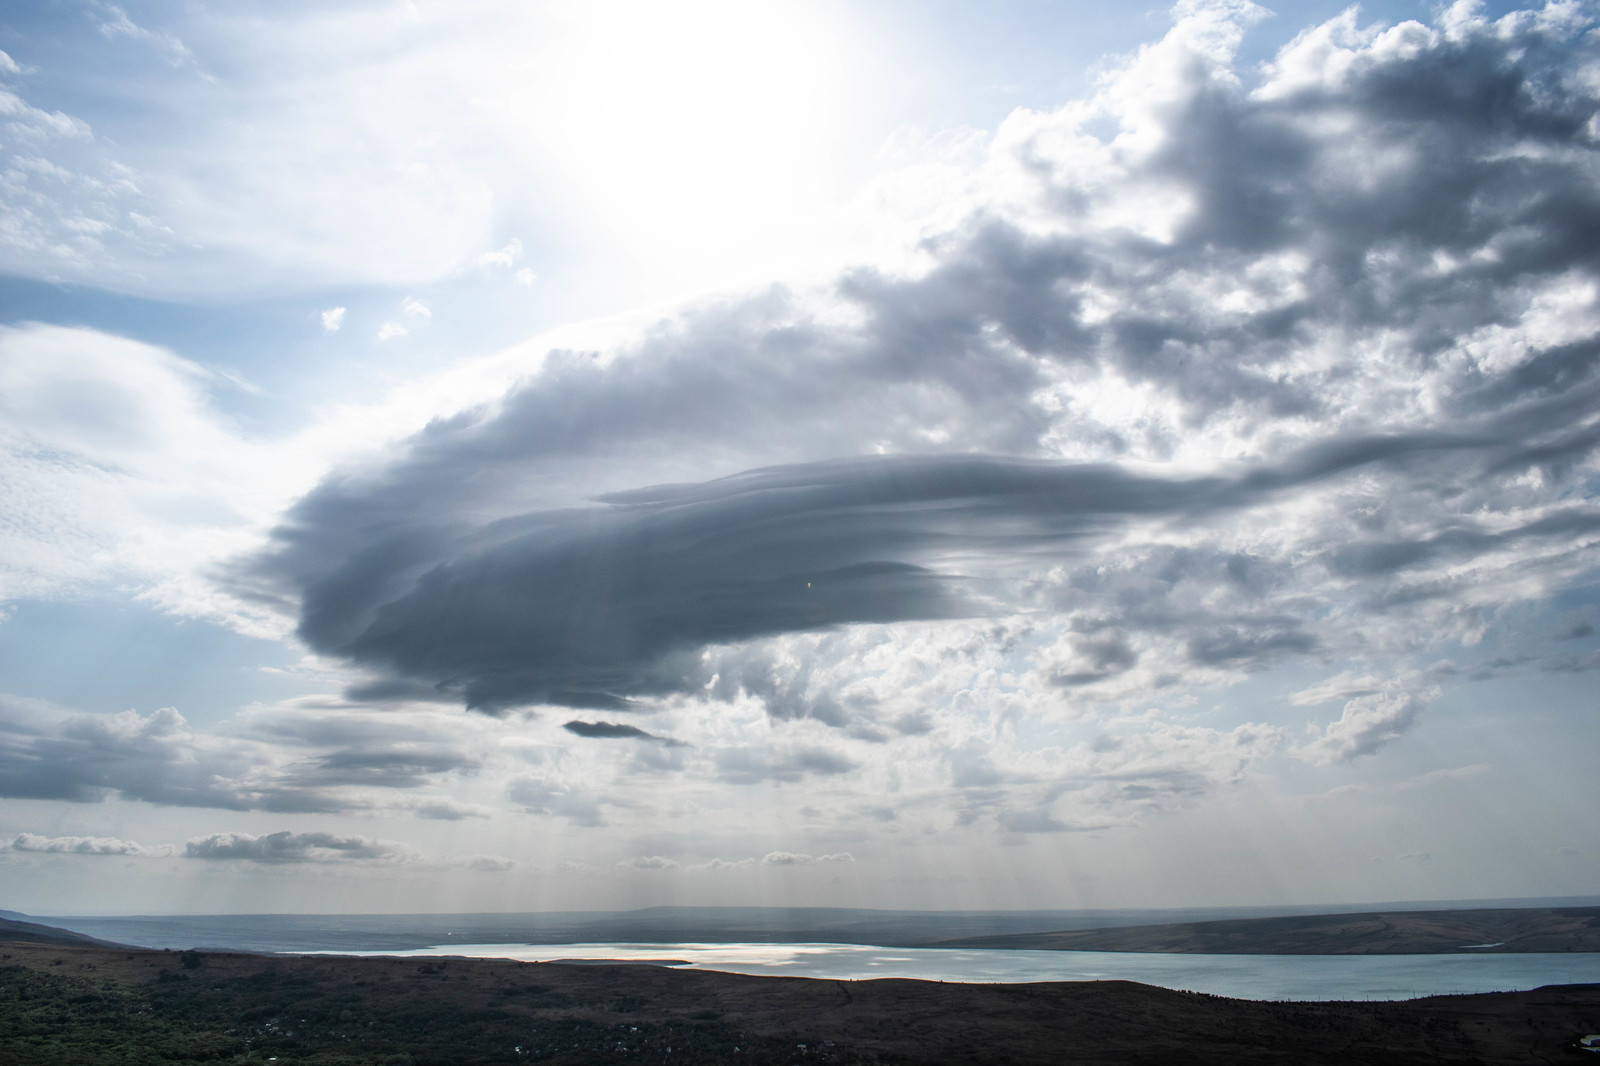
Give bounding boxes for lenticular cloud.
[237,1,1600,752]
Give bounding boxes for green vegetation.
[0,962,868,1065]
[2,964,240,1065]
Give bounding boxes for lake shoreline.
[303,939,1600,1002]
[5,938,1599,1064]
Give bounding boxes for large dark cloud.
[232,2,1600,723]
[260,415,1592,712]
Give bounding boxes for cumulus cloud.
[459,853,516,872]
[9,832,173,857]
[0,698,290,810]
[619,854,679,869]
[690,857,757,871]
[476,239,523,269]
[224,0,1600,766]
[0,693,481,813]
[321,307,346,331]
[953,719,1284,833]
[1301,686,1438,763]
[760,851,855,866]
[184,830,416,864]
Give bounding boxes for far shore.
[934,906,1600,955]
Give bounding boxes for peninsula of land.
[937,906,1600,954]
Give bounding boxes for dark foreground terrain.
[941,906,1600,955]
[3,939,1598,1065]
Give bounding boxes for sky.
[1,0,1597,916]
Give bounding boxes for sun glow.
[500,0,865,293]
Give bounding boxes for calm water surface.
[325,942,1600,1001]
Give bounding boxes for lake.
[322,941,1600,1002]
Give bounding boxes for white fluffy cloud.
[9,832,172,857]
[760,851,855,866]
[1302,686,1440,764]
[476,240,523,270]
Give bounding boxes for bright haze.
[1,0,1597,916]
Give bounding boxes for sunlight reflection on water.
[315,942,1600,1001]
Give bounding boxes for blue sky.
[1,0,1597,915]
